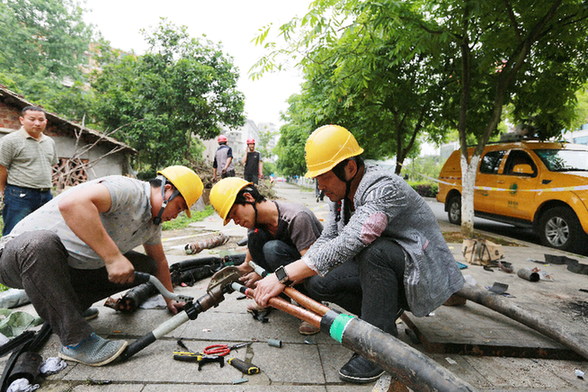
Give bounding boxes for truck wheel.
[538,207,585,252]
[447,195,461,225]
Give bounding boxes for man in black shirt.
[241,138,263,184]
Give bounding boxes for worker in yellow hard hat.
[209,177,325,335]
[0,165,203,367]
[253,125,465,384]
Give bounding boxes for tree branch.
[503,0,523,40]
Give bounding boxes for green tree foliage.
[253,1,450,175]
[91,20,246,171]
[0,0,93,116]
[256,0,588,236]
[273,94,315,176]
[398,0,588,235]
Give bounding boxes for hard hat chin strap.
[153,176,180,225]
[332,159,359,225]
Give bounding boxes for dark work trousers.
[2,184,53,236]
[0,230,156,345]
[305,237,407,337]
[248,229,364,310]
[247,229,300,273]
[244,173,259,185]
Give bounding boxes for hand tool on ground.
[172,351,225,370]
[202,342,252,356]
[234,261,477,392]
[228,357,260,375]
[119,266,241,362]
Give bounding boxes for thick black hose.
[337,317,478,391]
[457,284,588,360]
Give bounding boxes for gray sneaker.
[59,333,127,366]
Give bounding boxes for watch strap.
[274,266,293,286]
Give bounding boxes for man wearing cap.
[213,134,235,181]
[253,125,464,384]
[0,166,203,367]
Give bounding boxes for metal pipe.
[284,287,329,316]
[457,284,588,360]
[268,297,322,327]
[516,268,539,282]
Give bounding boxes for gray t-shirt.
[0,176,161,269]
[213,145,234,172]
[272,200,323,252]
[0,128,57,189]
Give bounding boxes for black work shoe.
[338,353,384,384]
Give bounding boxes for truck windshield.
[534,149,588,172]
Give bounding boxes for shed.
[0,85,136,189]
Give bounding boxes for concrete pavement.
[2,181,587,391]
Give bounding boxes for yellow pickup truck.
[437,140,588,252]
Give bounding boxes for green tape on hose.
[329,313,355,343]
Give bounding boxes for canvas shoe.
[338,353,384,384]
[59,333,127,366]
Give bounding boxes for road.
[426,197,541,243]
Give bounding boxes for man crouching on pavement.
[209,177,327,335]
[253,125,464,384]
[0,166,203,366]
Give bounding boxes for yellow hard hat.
[157,165,203,217]
[209,177,252,225]
[304,125,364,178]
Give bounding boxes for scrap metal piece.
[185,233,229,255]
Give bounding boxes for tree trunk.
[460,153,479,238]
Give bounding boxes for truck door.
[494,150,540,221]
[475,150,506,214]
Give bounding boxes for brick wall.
[0,102,20,129]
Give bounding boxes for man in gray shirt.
[0,106,57,235]
[0,166,203,366]
[253,125,464,384]
[212,134,235,181]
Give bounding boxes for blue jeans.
[2,184,53,236]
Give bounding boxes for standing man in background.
[241,138,263,184]
[212,134,235,181]
[0,106,57,236]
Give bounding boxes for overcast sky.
[82,0,312,126]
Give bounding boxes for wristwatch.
[274,265,293,286]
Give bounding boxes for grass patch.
[161,205,215,231]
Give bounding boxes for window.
[535,149,588,172]
[480,151,506,174]
[504,150,536,176]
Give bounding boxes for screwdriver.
[228,357,260,375]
